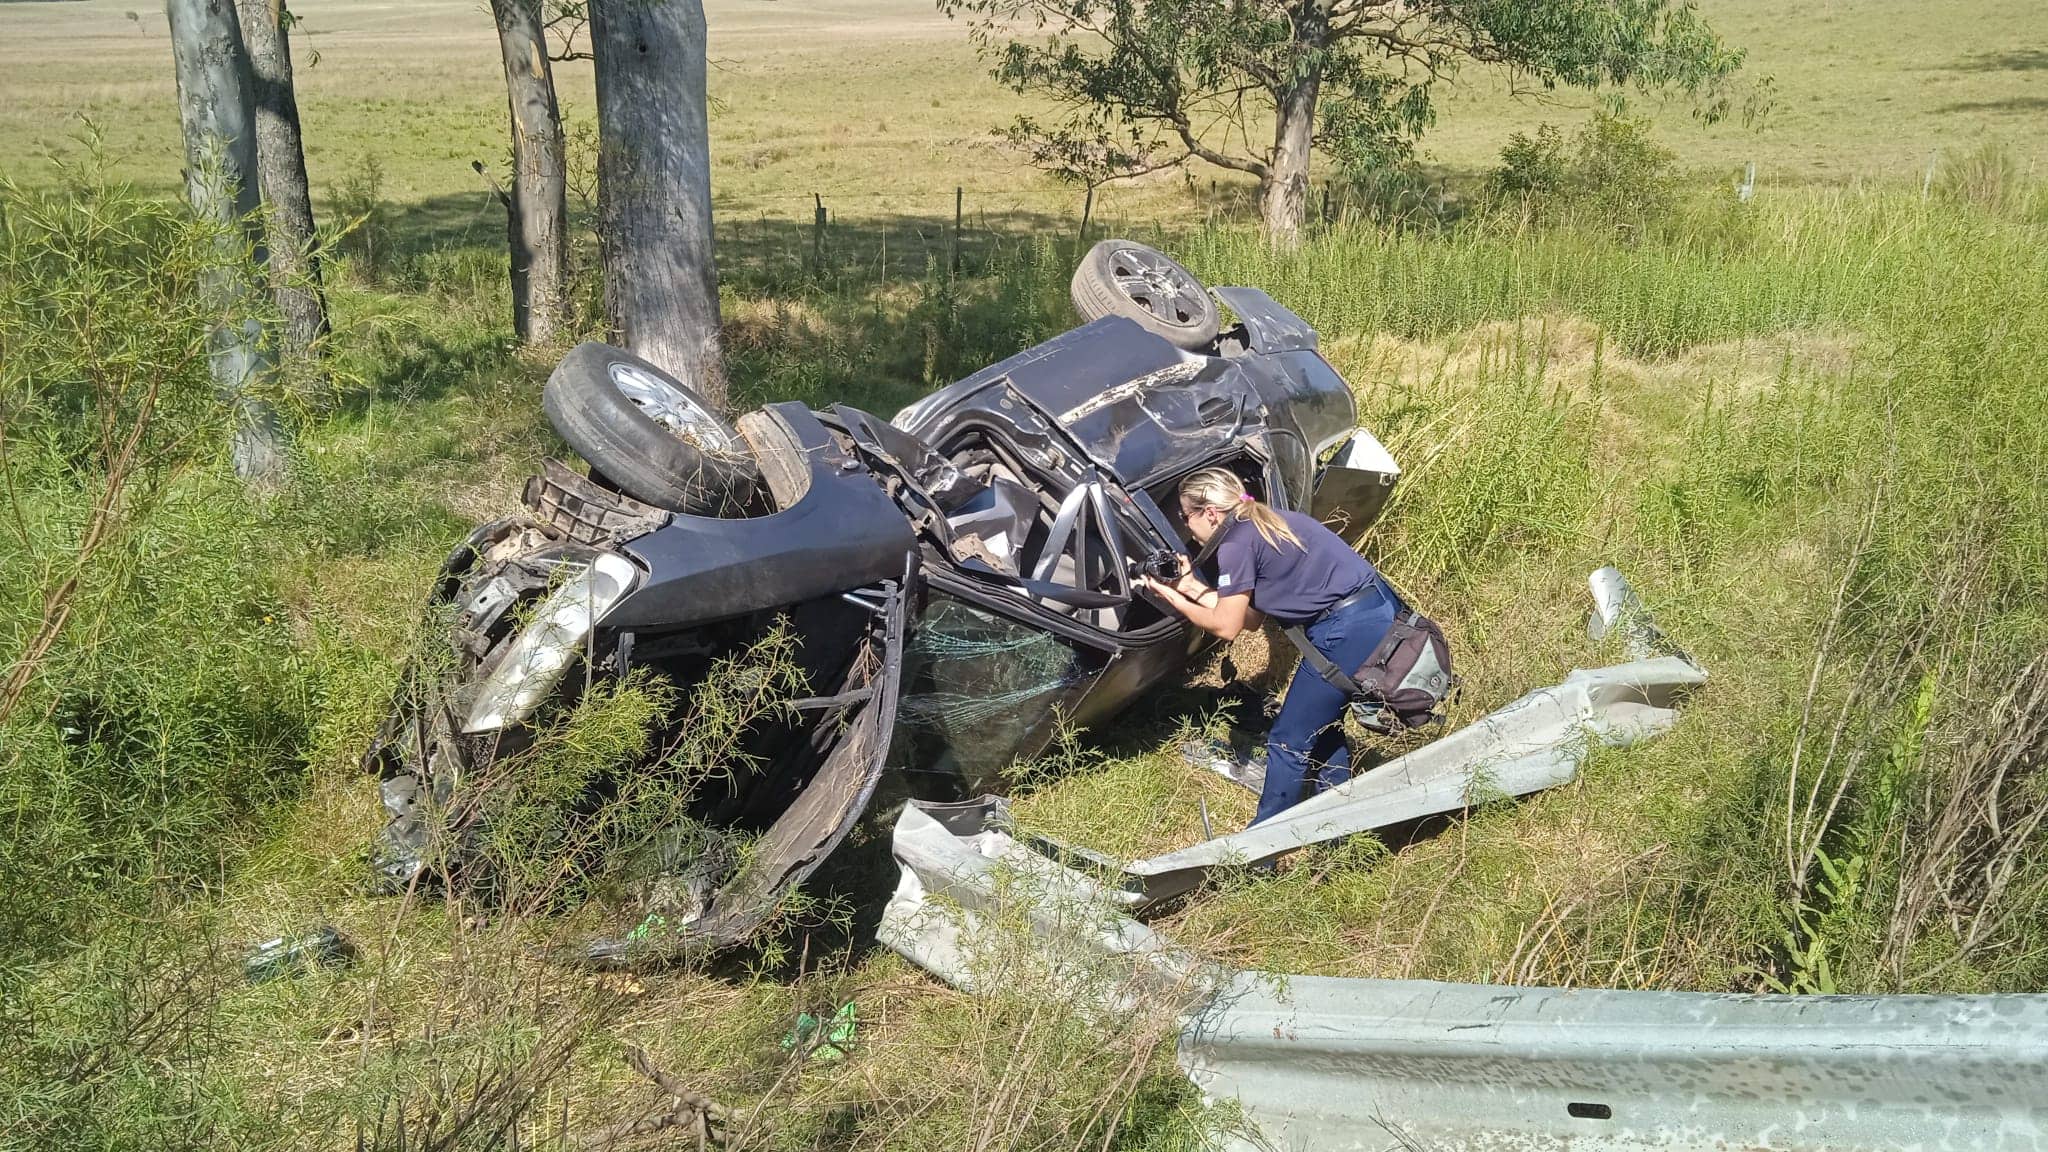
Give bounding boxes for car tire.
[542,341,760,515]
[1070,240,1221,350]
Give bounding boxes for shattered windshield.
[892,593,1106,790]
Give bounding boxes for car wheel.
[1070,240,1221,350]
[542,341,761,515]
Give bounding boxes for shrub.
[0,172,315,963]
[1486,112,1679,235]
[1935,140,2027,216]
[328,153,393,282]
[1490,123,1572,201]
[1331,163,1449,229]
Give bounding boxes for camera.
[1129,549,1183,582]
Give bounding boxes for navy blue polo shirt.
[1212,510,1376,625]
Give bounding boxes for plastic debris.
[781,1001,857,1062]
[244,925,355,983]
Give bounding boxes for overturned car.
[361,242,1400,950]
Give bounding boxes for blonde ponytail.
[1179,467,1304,552]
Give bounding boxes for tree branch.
[1171,110,1268,176]
[542,1,592,61]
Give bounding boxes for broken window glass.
[892,593,1106,792]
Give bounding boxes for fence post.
[812,191,826,268]
[952,185,964,277]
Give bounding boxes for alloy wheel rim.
[609,362,736,452]
[1106,246,1207,329]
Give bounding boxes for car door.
[890,573,1118,797]
[612,556,917,957]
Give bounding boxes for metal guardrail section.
[1126,652,1707,904]
[877,797,1222,1010]
[876,569,2048,1148]
[1182,972,2048,1151]
[881,802,2048,1151]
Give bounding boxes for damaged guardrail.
[876,569,2048,1150]
[1182,971,2048,1152]
[1130,650,1705,904]
[879,797,2048,1152]
[877,797,1223,1009]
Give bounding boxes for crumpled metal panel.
[877,797,1223,1011]
[1310,428,1402,536]
[1213,287,1319,353]
[583,559,917,965]
[1126,653,1708,903]
[1589,563,1688,663]
[1182,972,2048,1151]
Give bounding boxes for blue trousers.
[1253,581,1398,825]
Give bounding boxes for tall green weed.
[0,172,316,963]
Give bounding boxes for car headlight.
[461,552,640,734]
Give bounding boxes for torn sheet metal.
[1182,971,2048,1152]
[1212,287,1319,353]
[1588,563,1687,663]
[1310,427,1401,535]
[876,797,1221,1012]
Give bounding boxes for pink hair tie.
[1239,493,1255,502]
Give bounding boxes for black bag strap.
[1282,574,1429,699]
[1284,624,1364,698]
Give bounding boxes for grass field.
[3,0,2048,1147]
[3,0,2045,221]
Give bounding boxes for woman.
[1135,467,1397,825]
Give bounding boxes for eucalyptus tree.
[488,0,570,345]
[235,0,329,361]
[166,0,288,486]
[943,0,1749,243]
[589,0,725,407]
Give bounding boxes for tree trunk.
[167,0,289,488]
[489,0,569,346]
[590,0,725,408]
[1256,1,1331,245]
[236,0,329,361]
[1258,70,1320,245]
